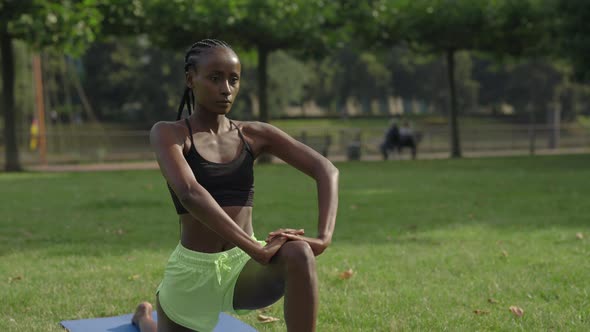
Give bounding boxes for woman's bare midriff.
[179,206,254,253]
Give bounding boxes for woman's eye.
[210,76,219,82]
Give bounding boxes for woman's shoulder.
[150,120,187,133]
[149,120,188,146]
[232,120,280,136]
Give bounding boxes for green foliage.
[144,0,334,53]
[267,51,314,115]
[95,0,146,37]
[81,37,184,123]
[364,0,554,56]
[557,0,590,81]
[3,0,102,55]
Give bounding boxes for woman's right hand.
[266,228,305,242]
[254,235,287,265]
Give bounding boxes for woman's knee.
[277,241,315,269]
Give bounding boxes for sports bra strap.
[184,118,195,147]
[230,120,253,155]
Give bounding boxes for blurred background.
[1,0,589,171]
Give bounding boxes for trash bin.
[347,142,361,161]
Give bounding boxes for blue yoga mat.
[60,311,257,332]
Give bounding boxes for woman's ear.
[185,71,192,89]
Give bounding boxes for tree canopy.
[144,0,338,123]
[353,0,556,157]
[1,0,103,171]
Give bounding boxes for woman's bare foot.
[132,301,154,326]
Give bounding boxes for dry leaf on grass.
[488,298,499,304]
[128,274,140,281]
[473,309,490,315]
[509,306,524,317]
[338,268,354,280]
[501,250,509,257]
[576,232,584,240]
[8,276,22,283]
[257,314,280,323]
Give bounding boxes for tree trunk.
[257,45,269,124]
[528,103,536,155]
[446,49,461,158]
[1,25,22,171]
[257,45,271,163]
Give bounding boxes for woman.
[132,39,339,332]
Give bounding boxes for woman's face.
[187,47,241,115]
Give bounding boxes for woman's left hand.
[276,233,329,256]
[266,228,304,242]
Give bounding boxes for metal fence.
[2,124,589,166]
[299,124,590,160]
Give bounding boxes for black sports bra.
[168,119,255,214]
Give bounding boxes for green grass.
[1,155,589,331]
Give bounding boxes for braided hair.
[176,39,234,120]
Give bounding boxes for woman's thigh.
[156,294,196,332]
[232,257,285,310]
[233,240,317,310]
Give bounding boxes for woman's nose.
[220,80,231,95]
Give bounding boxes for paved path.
[27,161,159,172]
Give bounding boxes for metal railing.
[1,124,589,165]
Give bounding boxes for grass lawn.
[1,154,589,331]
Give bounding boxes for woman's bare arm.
[244,122,339,255]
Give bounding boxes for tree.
[358,0,553,158]
[556,1,590,81]
[144,0,336,124]
[0,0,101,171]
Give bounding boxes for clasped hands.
[265,228,328,257]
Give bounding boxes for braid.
[175,39,233,120]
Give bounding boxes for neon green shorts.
[157,238,264,332]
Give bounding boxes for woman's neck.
[190,110,229,134]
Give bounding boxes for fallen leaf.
[576,232,584,240]
[488,298,499,304]
[501,250,508,257]
[9,276,22,283]
[509,306,524,317]
[339,268,354,280]
[128,274,140,281]
[257,314,280,323]
[473,309,490,315]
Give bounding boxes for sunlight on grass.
[0,173,68,181]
